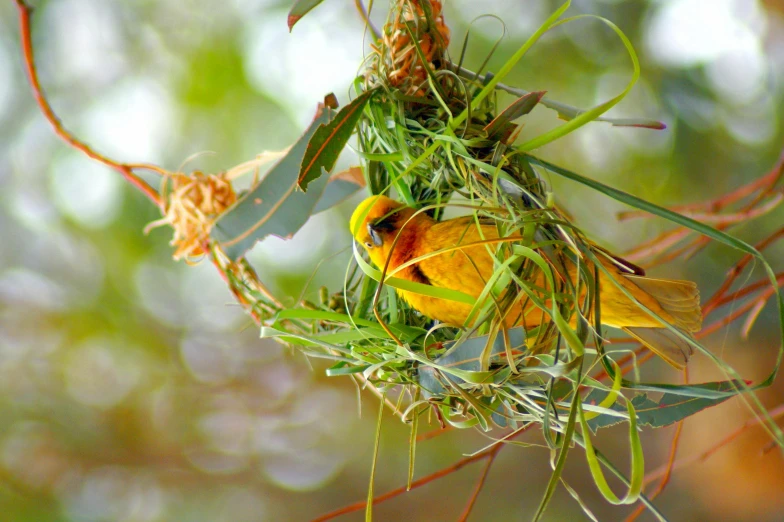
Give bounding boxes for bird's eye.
[364,242,373,249]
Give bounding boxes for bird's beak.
[367,223,383,247]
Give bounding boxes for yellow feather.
[350,196,702,368]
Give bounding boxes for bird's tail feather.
[625,275,702,332]
[623,326,694,369]
[619,275,702,369]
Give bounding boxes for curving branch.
[14,0,161,206]
[458,445,500,522]
[310,444,505,522]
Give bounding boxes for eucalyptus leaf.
[287,0,325,31]
[211,103,338,260]
[483,90,545,141]
[299,89,375,190]
[313,177,364,214]
[585,380,742,432]
[418,328,526,398]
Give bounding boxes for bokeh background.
[1,0,783,520]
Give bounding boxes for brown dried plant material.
[146,171,237,261]
[370,0,450,95]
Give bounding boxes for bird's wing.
[414,219,499,298]
[592,243,646,276]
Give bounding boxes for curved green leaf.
[299,89,375,190]
[288,0,325,31]
[517,13,641,151]
[417,329,526,397]
[579,399,644,505]
[586,380,743,432]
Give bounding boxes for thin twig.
[310,447,499,522]
[354,0,381,40]
[707,273,784,314]
[14,0,161,206]
[416,424,455,442]
[623,228,692,263]
[622,153,784,266]
[703,229,784,316]
[642,403,784,485]
[448,62,666,130]
[623,368,689,522]
[208,246,273,320]
[700,286,779,338]
[458,445,501,522]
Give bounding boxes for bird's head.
[349,195,417,266]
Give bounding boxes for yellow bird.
[350,195,702,368]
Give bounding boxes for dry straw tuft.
[146,171,237,261]
[370,0,450,95]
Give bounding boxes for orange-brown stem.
[642,403,784,485]
[15,0,161,206]
[703,228,784,316]
[624,367,688,522]
[310,443,507,522]
[458,446,501,522]
[619,153,783,221]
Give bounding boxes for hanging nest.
[343,0,600,431]
[369,0,451,96]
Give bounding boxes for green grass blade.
[366,393,386,522]
[451,1,572,130]
[407,389,420,490]
[517,14,640,151]
[577,399,643,505]
[532,382,581,521]
[352,242,476,304]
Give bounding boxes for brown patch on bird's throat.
[384,217,432,285]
